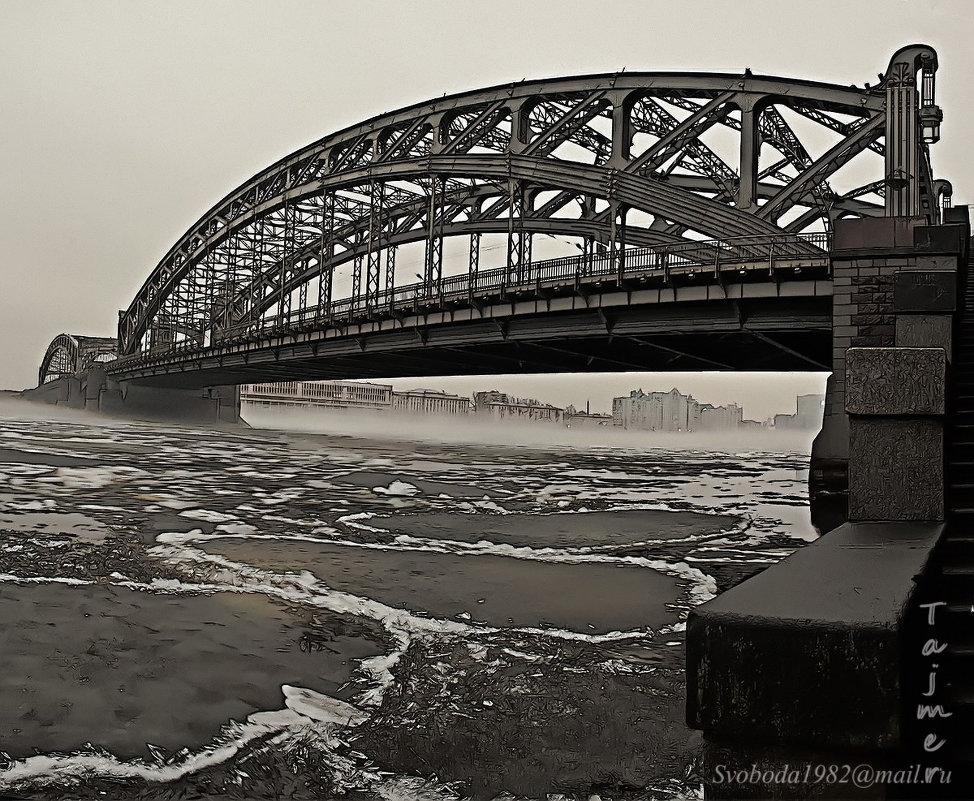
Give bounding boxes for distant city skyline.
[242,376,825,428]
[372,372,829,422]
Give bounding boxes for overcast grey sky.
[2,0,970,418]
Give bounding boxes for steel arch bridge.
[39,334,117,385]
[106,45,949,386]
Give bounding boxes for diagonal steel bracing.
[110,50,944,368]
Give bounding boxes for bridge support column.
[22,369,104,410]
[82,367,108,409]
[98,380,241,425]
[689,213,969,798]
[810,215,964,533]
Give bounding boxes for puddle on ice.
[361,508,738,551]
[0,582,383,760]
[0,511,109,543]
[196,536,682,634]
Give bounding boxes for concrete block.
[848,418,943,521]
[687,521,943,747]
[895,315,952,353]
[893,270,956,312]
[845,347,945,415]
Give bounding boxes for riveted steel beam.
[115,56,941,360]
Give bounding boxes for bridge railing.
[112,232,830,365]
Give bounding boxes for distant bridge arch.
[39,334,117,386]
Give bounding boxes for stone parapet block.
[849,417,944,521]
[913,224,969,254]
[833,216,926,252]
[893,270,956,313]
[895,315,952,354]
[845,347,946,416]
[687,521,944,748]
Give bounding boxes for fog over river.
[0,399,816,799]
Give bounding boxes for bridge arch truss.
[117,46,948,361]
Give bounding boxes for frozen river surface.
[0,401,816,800]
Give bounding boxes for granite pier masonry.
[687,213,973,799]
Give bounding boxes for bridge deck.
[107,255,832,388]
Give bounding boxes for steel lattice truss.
[39,335,117,385]
[117,49,946,358]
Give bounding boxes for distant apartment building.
[613,388,682,430]
[240,380,393,410]
[612,388,742,432]
[474,390,564,423]
[698,402,743,430]
[392,388,471,416]
[774,393,826,430]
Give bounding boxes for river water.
[0,399,817,800]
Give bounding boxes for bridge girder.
[116,53,944,361]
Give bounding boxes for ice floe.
[178,508,239,523]
[282,685,368,725]
[37,466,146,489]
[372,480,420,497]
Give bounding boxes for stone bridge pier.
[688,210,971,798]
[810,213,967,533]
[22,369,241,425]
[97,377,242,425]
